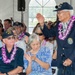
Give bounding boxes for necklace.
[58,16,75,40]
[41,40,46,46]
[2,44,17,64]
[18,32,25,40]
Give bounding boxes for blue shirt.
[24,47,52,75]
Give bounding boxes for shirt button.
[63,48,64,50]
[61,53,64,56]
[61,54,63,56]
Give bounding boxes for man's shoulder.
[17,47,24,53]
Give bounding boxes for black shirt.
[0,46,24,73]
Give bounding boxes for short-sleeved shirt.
[24,47,52,75]
[0,46,24,73]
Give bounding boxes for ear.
[2,39,6,44]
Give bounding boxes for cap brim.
[53,9,63,12]
[53,10,58,12]
[2,34,13,39]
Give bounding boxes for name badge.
[68,38,73,44]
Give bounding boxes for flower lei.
[1,44,17,64]
[18,32,25,40]
[58,16,75,40]
[41,40,46,46]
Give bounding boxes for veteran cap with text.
[54,2,73,11]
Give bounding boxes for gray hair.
[63,9,74,16]
[69,10,74,16]
[27,33,40,50]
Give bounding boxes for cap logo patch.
[6,30,11,34]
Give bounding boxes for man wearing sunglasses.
[36,2,75,75]
[0,30,24,75]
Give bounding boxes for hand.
[0,73,6,75]
[63,58,72,66]
[24,54,32,63]
[36,13,44,27]
[31,55,36,61]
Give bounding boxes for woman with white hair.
[24,33,52,75]
[33,24,53,56]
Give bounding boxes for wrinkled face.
[35,28,45,41]
[3,35,15,46]
[30,39,40,51]
[57,10,70,22]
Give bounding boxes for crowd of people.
[0,16,57,75]
[0,2,75,75]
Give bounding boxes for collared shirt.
[0,46,24,73]
[61,20,70,33]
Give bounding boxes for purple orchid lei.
[58,16,75,40]
[18,32,25,40]
[1,44,17,64]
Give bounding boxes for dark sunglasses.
[36,33,43,36]
[7,36,15,40]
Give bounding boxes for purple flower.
[58,16,75,40]
[1,44,17,64]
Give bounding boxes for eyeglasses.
[7,36,15,40]
[57,11,66,15]
[35,33,43,36]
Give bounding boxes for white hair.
[27,33,40,50]
[62,9,74,16]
